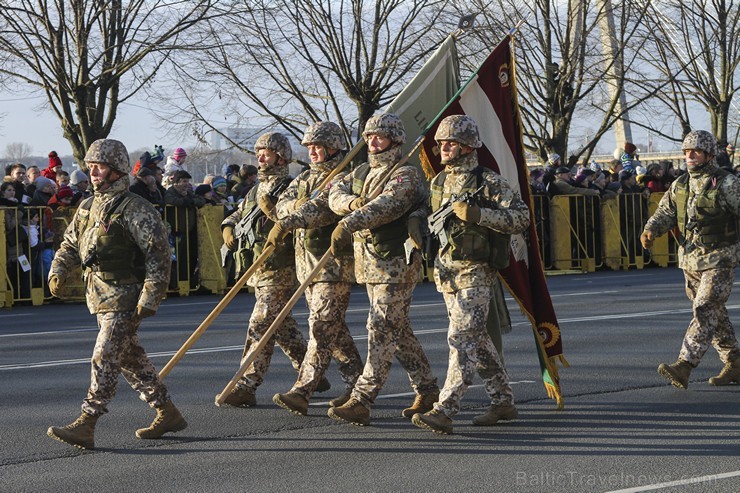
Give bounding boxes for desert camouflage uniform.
[432,150,530,418]
[275,154,362,398]
[221,166,307,392]
[50,175,171,416]
[643,159,740,367]
[329,146,438,409]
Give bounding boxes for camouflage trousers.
[679,267,740,366]
[82,311,169,416]
[236,285,308,391]
[352,282,438,409]
[434,285,513,418]
[291,282,362,398]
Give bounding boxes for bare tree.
[0,0,222,167]
[162,0,451,152]
[441,0,653,165]
[635,0,740,145]
[2,142,33,162]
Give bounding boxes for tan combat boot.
[327,398,370,426]
[136,401,188,439]
[219,386,257,408]
[273,392,309,416]
[329,389,353,408]
[401,391,439,418]
[657,359,692,389]
[708,357,740,386]
[412,409,453,435]
[47,412,99,450]
[472,403,519,426]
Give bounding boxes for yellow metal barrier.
[196,205,227,295]
[549,195,599,272]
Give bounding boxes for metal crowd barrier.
[1,194,682,308]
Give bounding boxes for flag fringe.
[418,147,437,180]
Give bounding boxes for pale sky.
[0,92,183,159]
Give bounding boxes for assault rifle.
[233,179,290,250]
[427,185,485,257]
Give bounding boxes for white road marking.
[603,469,740,493]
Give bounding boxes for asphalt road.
[1,267,739,493]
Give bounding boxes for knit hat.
[48,151,63,169]
[35,176,56,191]
[548,153,561,165]
[56,186,74,200]
[212,176,227,189]
[635,166,647,176]
[70,169,89,185]
[194,184,212,196]
[624,142,637,155]
[173,147,187,161]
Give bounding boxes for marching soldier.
[326,113,439,426]
[642,130,740,388]
[217,132,326,408]
[412,115,529,435]
[47,139,186,450]
[267,121,363,415]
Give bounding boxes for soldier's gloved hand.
[407,216,423,250]
[137,305,156,319]
[349,197,365,211]
[48,274,61,298]
[265,222,289,249]
[223,226,236,250]
[291,197,309,212]
[640,230,654,249]
[257,194,275,215]
[452,202,481,223]
[330,223,352,255]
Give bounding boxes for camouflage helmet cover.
[362,113,406,146]
[301,121,346,150]
[254,132,292,162]
[84,138,130,174]
[682,130,717,156]
[434,115,482,148]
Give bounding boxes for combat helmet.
[682,130,717,156]
[254,132,292,162]
[301,122,346,150]
[84,139,130,174]
[362,113,406,146]
[434,115,482,149]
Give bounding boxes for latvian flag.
[420,35,568,408]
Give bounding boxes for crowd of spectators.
[2,146,265,301]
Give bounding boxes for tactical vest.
[674,168,738,248]
[77,193,146,284]
[350,163,409,259]
[242,181,293,270]
[431,167,510,269]
[296,180,352,257]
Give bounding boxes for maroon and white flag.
[421,36,567,408]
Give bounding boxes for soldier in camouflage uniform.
[266,121,363,416]
[412,115,530,435]
[642,130,740,389]
[47,139,186,450]
[326,113,439,426]
[217,132,326,408]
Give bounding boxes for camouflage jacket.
[51,176,171,314]
[276,155,354,284]
[643,161,740,271]
[329,147,426,284]
[222,168,296,288]
[432,152,530,293]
